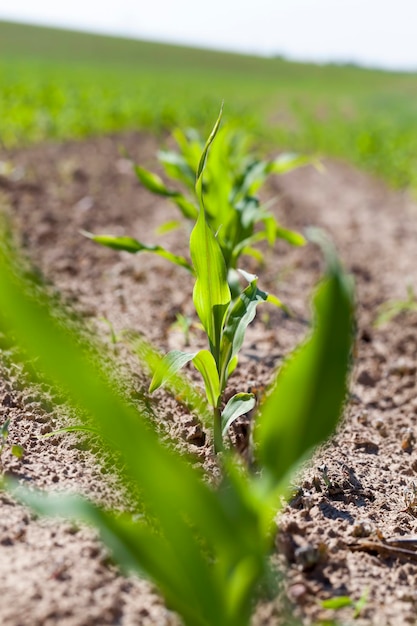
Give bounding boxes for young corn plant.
[87,111,285,453]
[149,113,285,452]
[84,109,307,294]
[0,219,354,626]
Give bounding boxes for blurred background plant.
[1,21,417,194]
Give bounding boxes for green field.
[1,20,417,191]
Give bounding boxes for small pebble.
[357,370,376,387]
[388,358,416,376]
[288,583,308,600]
[357,409,369,425]
[374,418,388,437]
[351,519,373,538]
[401,428,415,452]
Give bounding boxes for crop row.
[1,21,417,192]
[0,112,354,625]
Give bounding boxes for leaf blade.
[221,393,256,436]
[149,350,196,393]
[82,231,193,272]
[256,240,354,489]
[192,349,220,408]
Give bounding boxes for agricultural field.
[0,20,417,626]
[1,21,417,191]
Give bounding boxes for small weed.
[170,313,195,347]
[374,285,417,326]
[321,588,368,619]
[0,418,24,464]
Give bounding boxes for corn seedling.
[0,419,24,464]
[150,112,290,451]
[0,212,353,626]
[137,117,308,273]
[87,111,287,453]
[83,108,307,295]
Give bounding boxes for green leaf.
[192,349,220,407]
[268,153,313,175]
[158,149,196,189]
[265,293,286,309]
[0,418,10,439]
[321,596,353,610]
[11,444,24,458]
[134,165,178,197]
[155,220,182,235]
[236,160,269,197]
[81,231,193,272]
[190,110,231,359]
[39,425,100,438]
[227,355,239,378]
[9,487,210,625]
[190,208,231,358]
[172,195,199,220]
[135,165,198,220]
[220,274,270,382]
[149,350,196,392]
[239,246,265,264]
[196,104,223,187]
[221,393,256,436]
[236,197,263,229]
[275,225,306,247]
[132,335,212,428]
[256,237,354,491]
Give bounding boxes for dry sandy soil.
[0,132,417,625]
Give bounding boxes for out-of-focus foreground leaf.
[0,225,354,626]
[0,237,265,626]
[255,232,354,493]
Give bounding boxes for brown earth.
[0,132,417,626]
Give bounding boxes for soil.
[0,131,417,626]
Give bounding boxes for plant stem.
[213,406,223,453]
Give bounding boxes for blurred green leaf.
[134,165,177,197]
[321,596,353,610]
[0,241,265,626]
[256,235,354,491]
[11,444,24,458]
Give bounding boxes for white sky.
[0,0,416,71]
